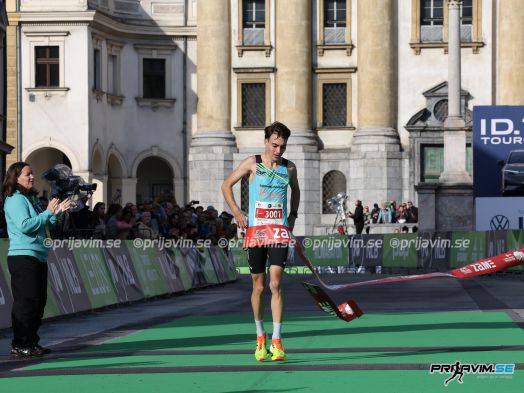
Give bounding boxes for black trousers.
[7,255,48,348]
[355,222,364,235]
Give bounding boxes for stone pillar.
[5,0,20,168]
[275,0,319,235]
[189,0,236,212]
[434,1,472,231]
[350,0,402,206]
[91,174,108,207]
[275,0,317,148]
[120,177,138,205]
[497,0,524,104]
[439,0,471,184]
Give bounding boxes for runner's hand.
[233,210,247,231]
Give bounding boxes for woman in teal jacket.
[2,162,71,358]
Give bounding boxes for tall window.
[241,83,265,127]
[461,0,472,25]
[243,0,265,45]
[35,46,59,88]
[324,0,346,44]
[421,0,443,26]
[420,0,443,42]
[107,54,118,95]
[143,58,166,99]
[93,48,101,90]
[323,83,347,127]
[324,0,346,28]
[421,144,472,182]
[322,171,347,214]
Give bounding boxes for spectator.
[395,205,409,224]
[389,201,398,223]
[348,200,364,235]
[370,203,380,224]
[105,204,123,239]
[406,201,418,223]
[135,211,159,239]
[363,205,371,234]
[90,202,106,239]
[377,203,392,223]
[116,207,135,240]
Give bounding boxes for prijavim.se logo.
[480,118,524,145]
[430,361,515,386]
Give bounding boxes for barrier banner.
[450,231,486,268]
[48,248,91,314]
[486,230,508,257]
[165,247,193,291]
[230,246,248,271]
[383,233,417,268]
[416,232,452,270]
[504,230,524,271]
[357,234,384,268]
[0,262,13,329]
[218,247,239,281]
[126,243,170,297]
[180,247,207,288]
[72,247,119,309]
[156,248,185,293]
[197,248,220,285]
[103,246,144,302]
[208,246,236,282]
[302,235,349,267]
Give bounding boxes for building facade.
[5,1,524,234]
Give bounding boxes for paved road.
[1,273,523,359]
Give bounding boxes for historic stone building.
[4,1,524,234]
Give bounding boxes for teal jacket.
[4,190,58,262]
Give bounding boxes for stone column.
[5,0,20,168]
[350,0,402,206]
[275,0,319,235]
[439,0,471,184]
[435,1,472,231]
[497,0,524,104]
[120,177,138,205]
[189,0,236,211]
[275,0,317,148]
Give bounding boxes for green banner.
[506,230,524,271]
[382,234,418,268]
[0,239,61,320]
[230,246,248,269]
[302,235,349,267]
[197,248,219,285]
[72,247,119,309]
[168,247,193,291]
[450,231,487,268]
[126,242,170,297]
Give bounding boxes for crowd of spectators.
[362,200,418,234]
[53,197,238,244]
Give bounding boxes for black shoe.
[10,346,43,359]
[33,345,52,355]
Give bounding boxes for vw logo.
[490,215,510,230]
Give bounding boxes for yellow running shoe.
[269,339,286,361]
[255,334,268,361]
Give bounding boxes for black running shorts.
[247,244,288,274]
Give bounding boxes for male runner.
[222,122,300,361]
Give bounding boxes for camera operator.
[2,162,71,358]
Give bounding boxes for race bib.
[254,201,284,226]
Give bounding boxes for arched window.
[322,170,346,214]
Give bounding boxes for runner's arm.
[221,157,254,231]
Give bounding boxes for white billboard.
[475,197,524,230]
